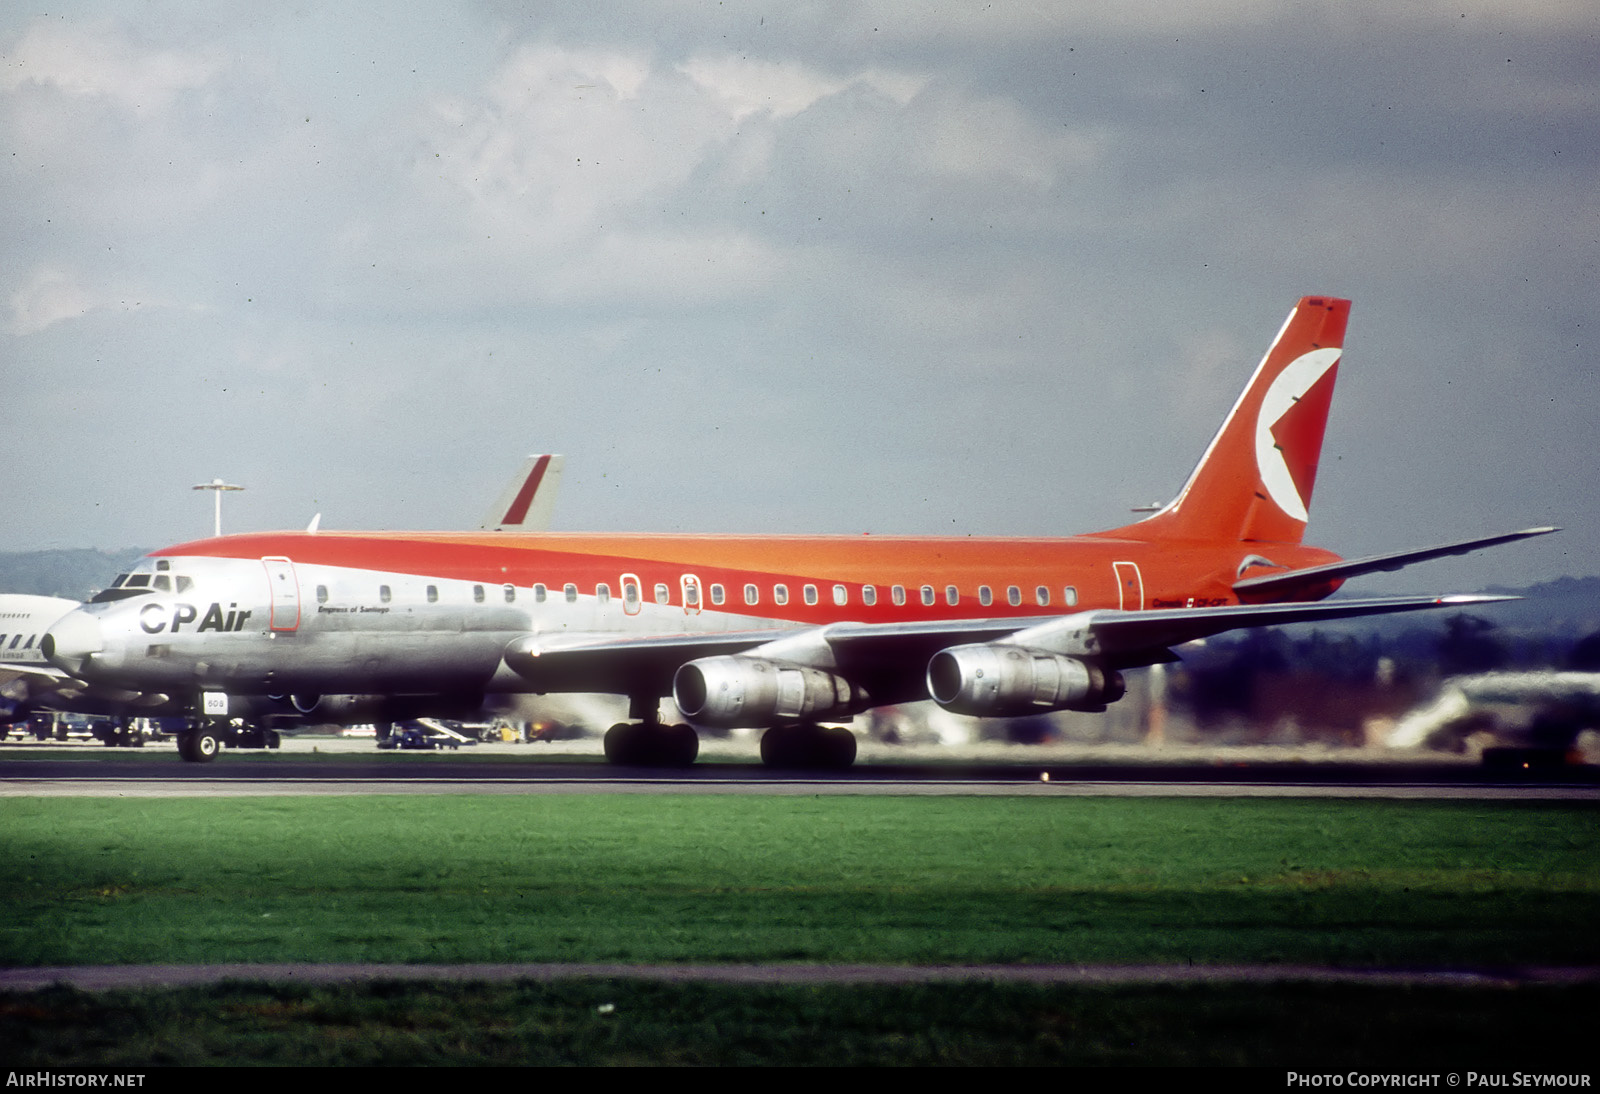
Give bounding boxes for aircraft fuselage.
[45,529,1342,700]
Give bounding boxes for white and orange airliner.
[38,297,1552,765]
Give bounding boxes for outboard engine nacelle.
[927,644,1125,717]
[674,656,868,728]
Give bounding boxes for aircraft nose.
[43,611,103,676]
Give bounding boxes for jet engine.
[673,656,867,728]
[926,644,1125,717]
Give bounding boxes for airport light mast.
[193,478,244,537]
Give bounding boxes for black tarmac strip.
[4,752,1600,789]
[5,962,1600,993]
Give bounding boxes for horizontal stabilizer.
[1233,527,1557,600]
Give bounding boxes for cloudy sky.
[3,1,1595,592]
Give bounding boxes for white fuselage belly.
[64,555,788,696]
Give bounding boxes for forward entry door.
[262,557,301,632]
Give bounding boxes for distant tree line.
[0,548,148,600]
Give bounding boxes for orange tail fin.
[1117,296,1350,546]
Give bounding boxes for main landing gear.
[603,721,699,767]
[602,696,700,767]
[759,724,857,770]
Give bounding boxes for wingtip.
[1434,593,1521,605]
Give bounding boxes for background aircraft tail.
[1113,296,1350,546]
[481,454,565,532]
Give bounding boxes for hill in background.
[0,548,150,601]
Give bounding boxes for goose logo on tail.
[1255,347,1341,523]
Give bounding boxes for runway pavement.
[3,736,1597,798]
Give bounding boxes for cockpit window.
[91,572,163,603]
[90,585,152,603]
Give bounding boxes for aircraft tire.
[759,725,802,768]
[820,725,857,770]
[192,726,221,762]
[603,722,640,765]
[662,723,698,767]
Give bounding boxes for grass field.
[4,795,1597,967]
[3,793,1597,1064]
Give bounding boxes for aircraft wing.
[502,594,1514,703]
[1233,527,1557,601]
[504,628,800,697]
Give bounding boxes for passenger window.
[744,584,759,606]
[804,584,818,606]
[1035,585,1050,606]
[504,584,516,603]
[317,585,329,604]
[474,585,486,603]
[1007,586,1021,607]
[774,584,789,606]
[623,580,640,607]
[685,583,700,607]
[427,585,439,603]
[862,585,876,606]
[564,583,578,603]
[945,585,958,606]
[979,585,992,607]
[892,585,906,606]
[1063,586,1078,607]
[655,583,670,605]
[920,585,935,606]
[832,584,847,606]
[710,584,725,606]
[596,583,610,604]
[533,584,546,603]
[380,585,392,603]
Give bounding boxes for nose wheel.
[177,721,222,763]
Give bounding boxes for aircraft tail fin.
[1113,296,1350,546]
[481,454,565,532]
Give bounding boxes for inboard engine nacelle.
[926,645,1125,716]
[674,655,868,728]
